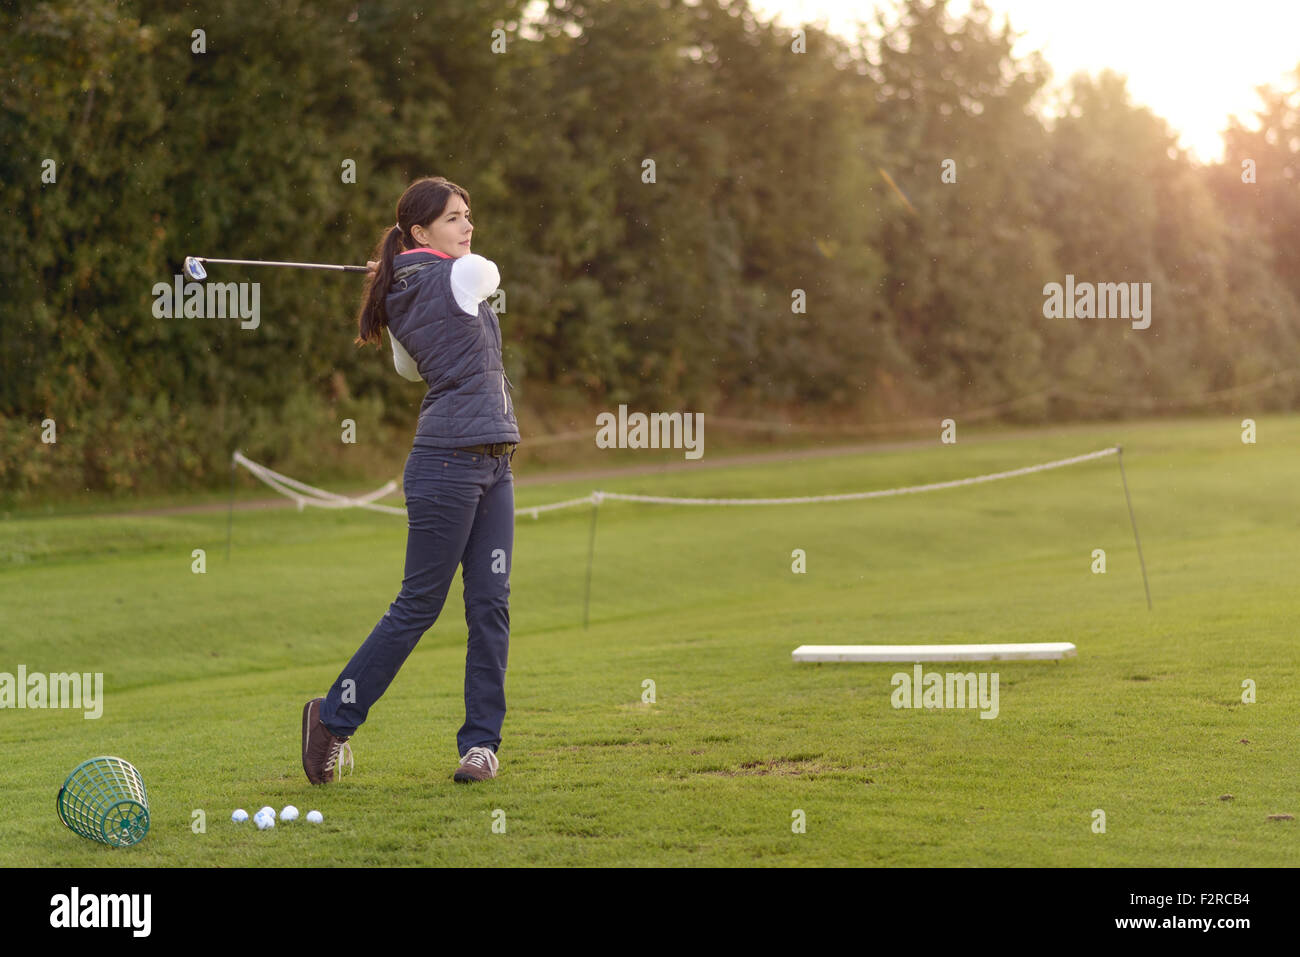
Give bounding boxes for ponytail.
[355,225,405,346]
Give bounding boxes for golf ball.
[306,810,323,824]
[280,805,299,822]
[232,809,249,823]
[254,811,275,831]
[258,806,275,819]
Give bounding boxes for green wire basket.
[56,756,150,847]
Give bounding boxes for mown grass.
[0,414,1296,866]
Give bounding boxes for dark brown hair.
[355,176,471,346]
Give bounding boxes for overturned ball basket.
[57,756,150,847]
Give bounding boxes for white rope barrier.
[518,495,603,519]
[592,447,1119,506]
[232,451,405,515]
[232,447,1119,517]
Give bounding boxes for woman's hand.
[367,260,379,276]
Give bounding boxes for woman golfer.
[301,176,519,785]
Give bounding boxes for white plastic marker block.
[792,643,1077,663]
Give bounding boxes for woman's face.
[412,194,473,258]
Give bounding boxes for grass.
[0,413,1296,866]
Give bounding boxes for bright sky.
[749,0,1300,163]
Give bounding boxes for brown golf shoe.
[301,697,354,785]
[453,746,499,783]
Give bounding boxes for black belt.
[458,443,518,457]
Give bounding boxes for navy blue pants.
[320,445,515,757]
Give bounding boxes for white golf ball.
[231,809,249,823]
[306,810,323,824]
[254,811,275,831]
[280,805,299,822]
[258,806,275,819]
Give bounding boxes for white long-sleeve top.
[389,253,501,382]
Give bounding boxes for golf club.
[183,256,369,281]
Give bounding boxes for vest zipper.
[501,371,507,414]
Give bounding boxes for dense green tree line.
[2,0,1296,501]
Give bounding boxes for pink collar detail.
[398,247,452,259]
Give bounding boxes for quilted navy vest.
[385,248,520,448]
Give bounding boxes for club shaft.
[196,258,368,273]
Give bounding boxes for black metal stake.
[1116,446,1152,610]
[583,494,600,629]
[226,453,236,560]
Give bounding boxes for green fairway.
[1,415,1297,866]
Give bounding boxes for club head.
[183,257,207,281]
